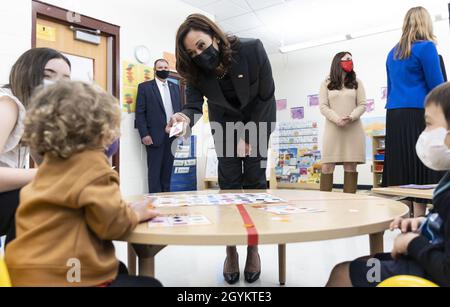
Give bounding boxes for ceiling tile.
[203,0,252,21]
[219,13,263,33]
[180,0,450,54]
[246,0,286,11]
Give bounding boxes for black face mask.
[156,70,170,80]
[193,44,220,71]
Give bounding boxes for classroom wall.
[0,1,32,84]
[268,20,450,186]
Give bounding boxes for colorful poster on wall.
[121,60,154,113]
[308,94,320,107]
[122,61,138,87]
[276,148,321,184]
[122,87,138,114]
[272,122,321,185]
[291,107,305,120]
[276,99,287,111]
[366,99,375,113]
[139,65,154,82]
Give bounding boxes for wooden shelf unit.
[372,135,385,188]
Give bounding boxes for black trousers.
[0,189,20,246]
[218,157,268,190]
[108,262,163,287]
[146,138,175,194]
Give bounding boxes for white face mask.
[416,127,450,171]
[42,78,56,87]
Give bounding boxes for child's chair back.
[378,275,438,287]
[0,241,12,287]
[0,256,12,287]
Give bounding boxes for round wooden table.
[121,190,409,285]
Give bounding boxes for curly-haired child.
[5,81,161,287]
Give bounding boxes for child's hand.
[391,233,420,260]
[129,200,160,222]
[390,217,426,233]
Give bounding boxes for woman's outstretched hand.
[166,113,190,137]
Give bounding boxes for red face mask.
[340,60,354,73]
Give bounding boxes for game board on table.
[148,214,211,228]
[145,193,286,208]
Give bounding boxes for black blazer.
[182,38,277,142]
[136,79,182,147]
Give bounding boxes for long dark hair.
[3,48,71,108]
[176,14,240,85]
[327,51,358,91]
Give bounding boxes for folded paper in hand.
[170,122,185,138]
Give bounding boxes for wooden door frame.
[168,72,186,106]
[31,0,121,172]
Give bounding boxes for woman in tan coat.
[319,52,367,193]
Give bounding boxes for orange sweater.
[5,150,139,287]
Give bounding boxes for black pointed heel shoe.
[244,253,261,284]
[223,253,240,285]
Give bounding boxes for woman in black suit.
[167,14,276,284]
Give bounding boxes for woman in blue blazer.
[383,7,445,217]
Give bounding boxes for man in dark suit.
[136,59,182,193]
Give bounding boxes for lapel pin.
[238,74,244,79]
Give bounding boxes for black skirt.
[382,109,444,196]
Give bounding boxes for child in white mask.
[326,82,450,287]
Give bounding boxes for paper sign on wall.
[366,99,375,113]
[63,54,94,84]
[37,24,56,42]
[308,95,320,107]
[276,99,287,111]
[291,107,305,120]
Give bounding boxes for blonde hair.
[23,81,121,159]
[396,6,437,60]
